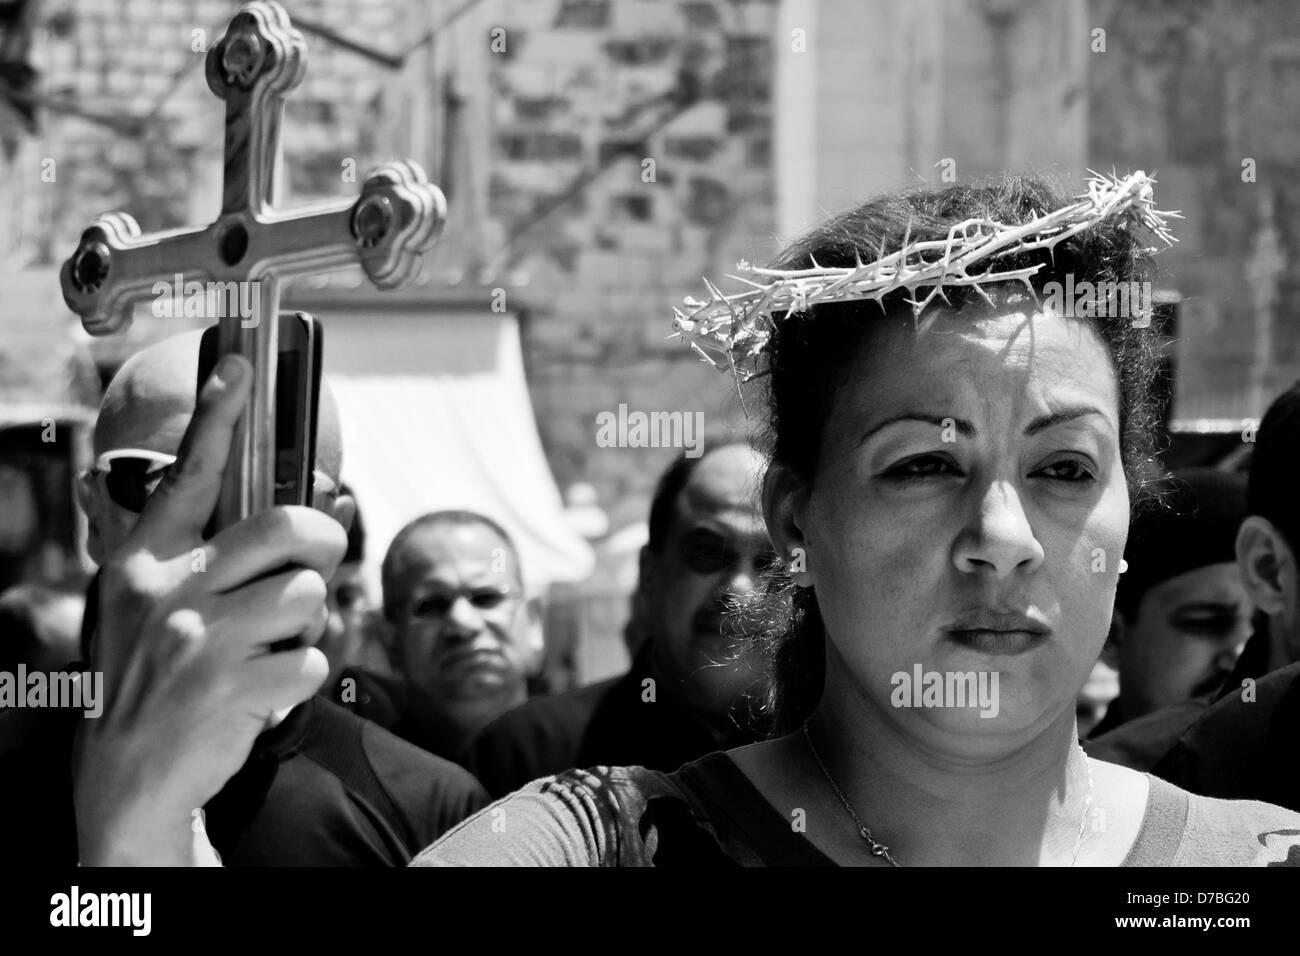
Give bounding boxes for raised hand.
[73,355,346,865]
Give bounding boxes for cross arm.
[246,161,447,289]
[60,162,446,335]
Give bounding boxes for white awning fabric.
[319,308,594,596]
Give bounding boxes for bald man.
[339,510,542,762]
[4,330,488,866]
[466,441,774,796]
[78,331,366,682]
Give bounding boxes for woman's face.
[787,301,1130,746]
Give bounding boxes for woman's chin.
[884,683,1063,743]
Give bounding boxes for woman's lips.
[944,610,1053,655]
[946,629,1049,655]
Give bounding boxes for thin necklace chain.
[801,722,1095,867]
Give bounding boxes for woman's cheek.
[811,489,915,587]
[812,502,936,660]
[1054,524,1126,654]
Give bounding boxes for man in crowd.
[1086,468,1252,739]
[1145,385,1300,810]
[1088,387,1300,771]
[339,510,542,762]
[466,440,773,797]
[3,331,487,865]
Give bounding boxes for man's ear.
[522,596,545,675]
[1236,515,1296,616]
[75,469,96,519]
[762,463,811,586]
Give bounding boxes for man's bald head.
[94,329,342,483]
[94,330,202,460]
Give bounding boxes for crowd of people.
[2,170,1299,866]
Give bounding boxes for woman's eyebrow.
[860,406,1110,445]
[860,413,974,445]
[1024,406,1109,435]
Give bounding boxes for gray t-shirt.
[413,753,1300,866]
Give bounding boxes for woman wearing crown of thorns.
[81,172,1300,868]
[407,171,1300,867]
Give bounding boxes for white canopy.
[310,296,594,598]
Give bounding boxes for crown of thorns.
[671,170,1180,385]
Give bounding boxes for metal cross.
[59,1,446,531]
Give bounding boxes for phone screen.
[195,314,322,527]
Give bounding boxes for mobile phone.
[196,312,323,523]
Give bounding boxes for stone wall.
[488,0,781,524]
[21,0,407,254]
[1087,0,1300,426]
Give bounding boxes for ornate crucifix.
[60,1,445,531]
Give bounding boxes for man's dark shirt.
[204,695,488,865]
[1152,660,1300,813]
[463,644,764,798]
[334,668,553,763]
[335,668,461,761]
[0,707,80,865]
[1087,696,1129,740]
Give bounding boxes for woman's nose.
[952,480,1045,578]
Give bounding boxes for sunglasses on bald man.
[87,449,338,514]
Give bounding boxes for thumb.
[130,354,251,552]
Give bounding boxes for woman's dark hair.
[741,173,1167,733]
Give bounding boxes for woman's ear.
[1236,516,1296,617]
[762,463,812,587]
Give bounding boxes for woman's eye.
[882,455,960,480]
[1035,458,1095,482]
